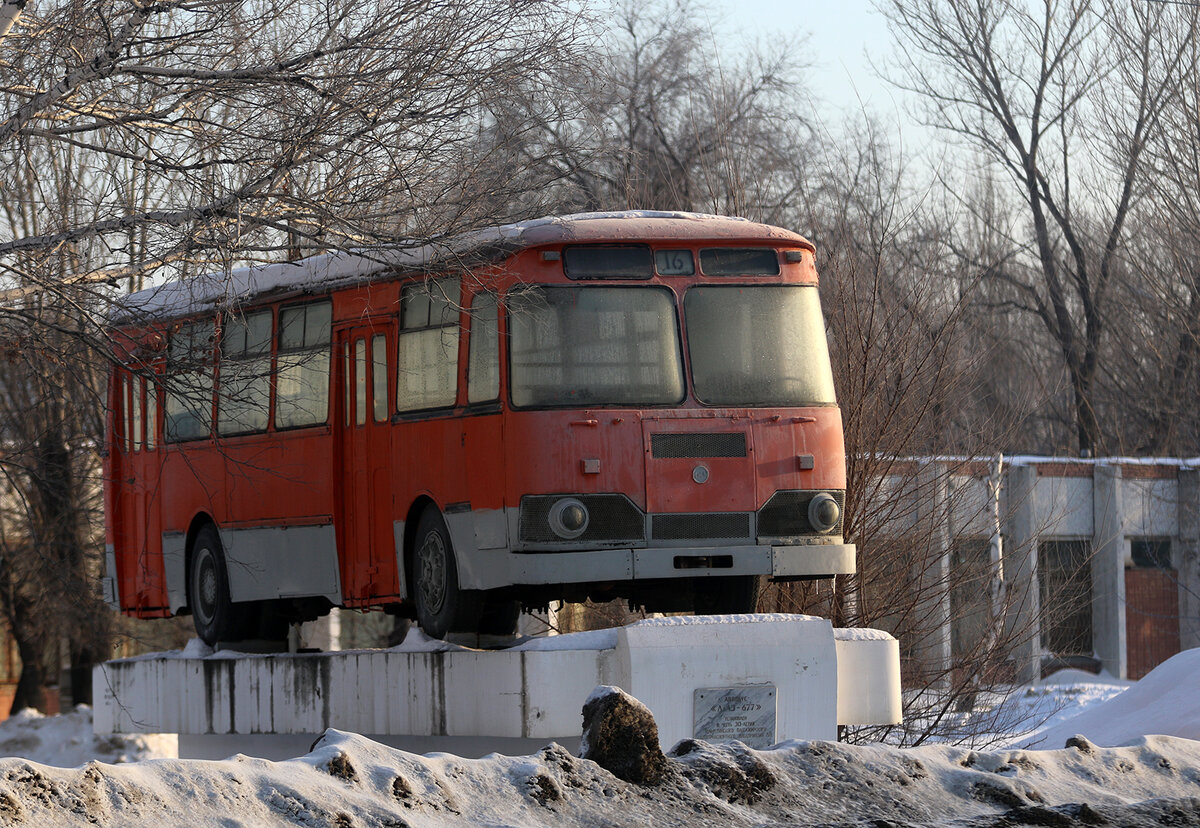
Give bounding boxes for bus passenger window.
[467,292,499,404]
[355,338,367,426]
[145,377,157,450]
[397,277,460,411]
[132,376,143,451]
[371,335,387,422]
[217,309,272,435]
[123,373,133,452]
[165,319,215,442]
[276,302,332,428]
[343,346,351,427]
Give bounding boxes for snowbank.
[0,727,1198,826]
[0,707,175,768]
[1012,647,1200,749]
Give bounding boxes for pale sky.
[708,0,913,126]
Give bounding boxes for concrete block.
[94,615,901,758]
[834,631,901,725]
[615,615,840,746]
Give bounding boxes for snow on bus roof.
[109,211,813,324]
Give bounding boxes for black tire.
[412,508,481,638]
[693,575,761,615]
[188,524,255,645]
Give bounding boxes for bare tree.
[0,0,585,300]
[1110,9,1200,455]
[759,116,1047,745]
[0,0,589,710]
[881,0,1188,457]
[493,0,812,219]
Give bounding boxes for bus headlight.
[808,492,840,533]
[549,498,590,539]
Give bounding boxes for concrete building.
[875,456,1199,683]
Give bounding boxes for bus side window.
[132,375,143,451]
[165,319,215,442]
[371,335,388,422]
[218,309,272,435]
[145,376,157,450]
[276,301,332,428]
[122,372,132,452]
[397,276,461,411]
[467,291,499,404]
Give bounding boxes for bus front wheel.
[189,524,254,646]
[412,508,481,639]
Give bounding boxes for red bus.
[103,212,854,644]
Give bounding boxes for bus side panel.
[159,445,225,542]
[454,410,506,588]
[394,415,466,521]
[219,434,335,524]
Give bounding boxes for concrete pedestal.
[94,614,901,760]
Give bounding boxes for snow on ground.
[0,647,1197,825]
[911,669,1134,749]
[0,707,175,769]
[0,727,1197,826]
[1012,648,1200,749]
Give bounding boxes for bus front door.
[336,324,398,605]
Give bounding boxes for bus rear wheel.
[189,524,255,646]
[693,575,761,615]
[412,508,481,639]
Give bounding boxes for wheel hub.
[417,532,447,614]
[196,554,217,622]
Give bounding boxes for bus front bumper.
[462,542,856,590]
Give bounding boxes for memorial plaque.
[692,685,777,748]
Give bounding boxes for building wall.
[877,457,1198,682]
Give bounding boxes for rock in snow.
[579,685,668,785]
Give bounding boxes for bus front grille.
[651,513,752,541]
[650,432,747,458]
[757,490,845,536]
[519,494,645,544]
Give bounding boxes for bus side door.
[116,367,168,612]
[336,323,399,605]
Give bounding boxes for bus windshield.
[685,285,836,406]
[509,286,685,407]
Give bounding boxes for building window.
[950,537,992,663]
[1130,538,1171,570]
[1038,539,1093,657]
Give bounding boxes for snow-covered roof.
[110,211,813,325]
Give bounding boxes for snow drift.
[0,728,1197,826]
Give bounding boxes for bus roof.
[110,211,815,324]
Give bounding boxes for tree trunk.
[9,602,46,714]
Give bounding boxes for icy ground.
[0,650,1196,826]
